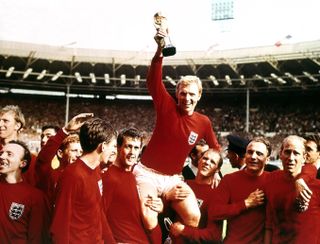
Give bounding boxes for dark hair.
[117,127,144,148]
[80,118,117,153]
[189,139,208,156]
[8,140,31,173]
[304,134,320,151]
[249,137,272,157]
[41,125,60,133]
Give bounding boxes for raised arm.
[35,113,94,192]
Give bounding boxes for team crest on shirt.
[188,131,198,145]
[197,198,203,208]
[8,202,25,220]
[98,179,103,196]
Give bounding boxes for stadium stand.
[0,40,319,159]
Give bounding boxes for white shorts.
[132,163,183,197]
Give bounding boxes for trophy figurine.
[154,12,176,57]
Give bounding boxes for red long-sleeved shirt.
[187,180,213,228]
[209,170,268,244]
[102,165,149,244]
[264,170,320,244]
[0,180,50,243]
[50,159,113,244]
[35,129,67,206]
[141,56,220,175]
[180,180,222,243]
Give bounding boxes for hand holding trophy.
[154,12,176,57]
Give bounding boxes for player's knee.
[141,205,159,230]
[184,207,200,227]
[143,214,159,230]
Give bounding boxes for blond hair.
[0,105,25,132]
[176,75,203,96]
[281,135,306,153]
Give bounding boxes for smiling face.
[245,141,269,175]
[0,111,21,142]
[176,76,202,116]
[116,136,142,171]
[0,143,26,175]
[197,150,221,177]
[176,83,201,116]
[280,136,306,178]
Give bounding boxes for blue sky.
[0,0,319,51]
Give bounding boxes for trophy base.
[162,45,176,57]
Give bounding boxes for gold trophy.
[154,12,176,57]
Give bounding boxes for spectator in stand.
[170,148,224,243]
[35,113,92,207]
[2,94,320,141]
[264,135,320,244]
[208,137,271,244]
[102,127,163,244]
[0,140,50,243]
[226,134,249,170]
[133,23,221,234]
[50,117,117,243]
[182,139,209,180]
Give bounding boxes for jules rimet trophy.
[154,12,176,57]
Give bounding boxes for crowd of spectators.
[1,93,319,158]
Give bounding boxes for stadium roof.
[0,39,319,97]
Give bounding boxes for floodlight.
[120,74,126,85]
[104,74,110,84]
[75,72,82,82]
[240,75,246,85]
[209,75,219,86]
[37,69,47,80]
[5,67,15,78]
[284,72,301,83]
[23,68,33,79]
[52,71,63,81]
[89,73,96,83]
[225,75,232,85]
[165,76,176,86]
[255,74,271,84]
[134,75,140,86]
[303,71,318,82]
